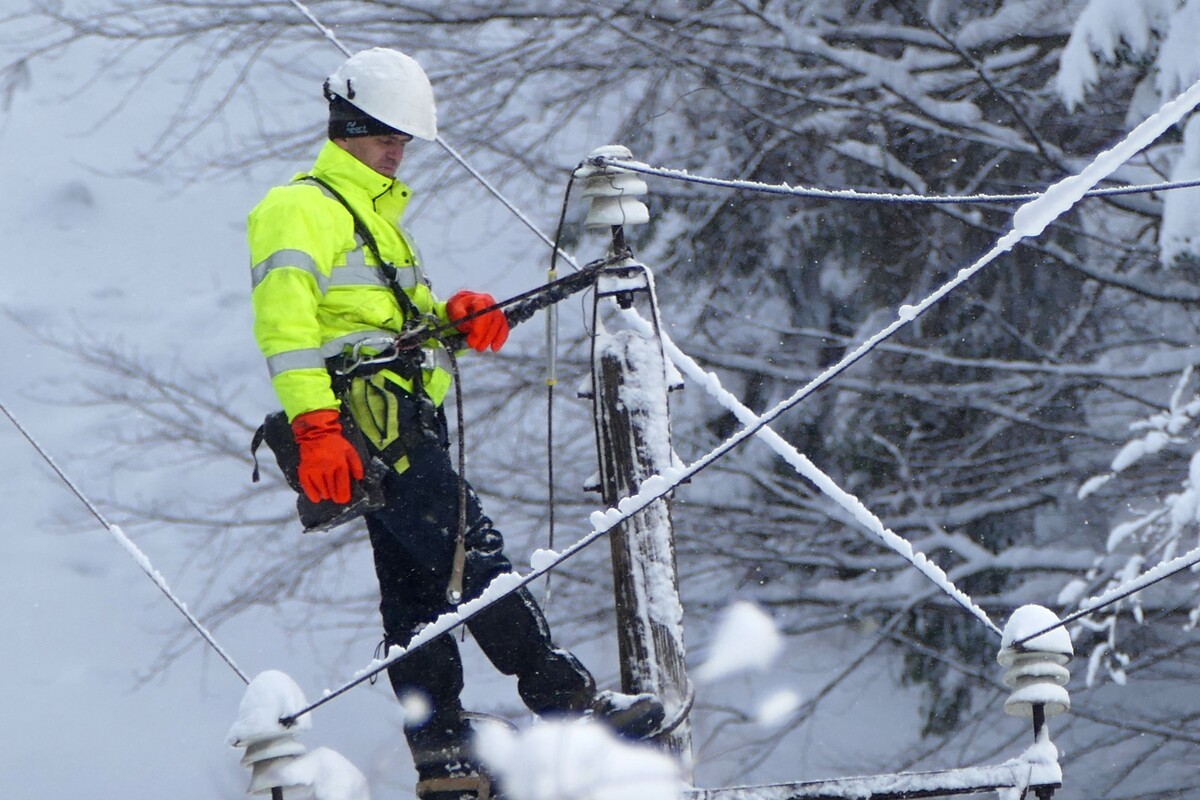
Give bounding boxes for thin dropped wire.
[1014,542,1200,649]
[594,156,1200,205]
[543,168,583,606]
[0,398,250,685]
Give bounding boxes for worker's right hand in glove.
[291,409,364,504]
[447,290,510,352]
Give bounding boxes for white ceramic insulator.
[997,646,1069,669]
[585,196,650,229]
[998,605,1073,665]
[227,670,313,748]
[582,144,635,168]
[581,171,649,199]
[1004,681,1071,718]
[240,735,307,767]
[1001,651,1071,718]
[248,755,309,795]
[580,144,650,230]
[1001,656,1070,689]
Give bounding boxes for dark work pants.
[361,391,595,758]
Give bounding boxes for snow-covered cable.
[1014,541,1200,648]
[619,309,1002,637]
[595,156,1200,206]
[282,516,642,724]
[1,399,109,529]
[288,297,1002,720]
[285,0,350,56]
[0,399,250,684]
[287,68,1200,724]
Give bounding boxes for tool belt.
[250,406,390,532]
[250,351,447,533]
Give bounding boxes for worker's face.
[336,132,413,178]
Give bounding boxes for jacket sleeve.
[248,185,342,421]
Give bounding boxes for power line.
[1014,543,1200,649]
[289,234,1029,719]
[275,0,1200,720]
[621,309,1003,637]
[0,398,250,685]
[594,155,1200,205]
[282,506,629,724]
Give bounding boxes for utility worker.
[247,48,663,799]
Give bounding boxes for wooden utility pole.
[592,287,692,761]
[581,145,692,763]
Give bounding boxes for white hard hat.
[324,48,437,141]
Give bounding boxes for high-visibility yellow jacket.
[248,141,451,421]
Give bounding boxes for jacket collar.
[307,140,413,211]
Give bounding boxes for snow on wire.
[594,156,1200,206]
[1014,540,1200,649]
[0,398,250,685]
[610,270,1000,635]
[287,63,1200,725]
[620,308,1002,637]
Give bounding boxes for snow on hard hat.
[324,47,438,141]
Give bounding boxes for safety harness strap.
[296,174,428,322]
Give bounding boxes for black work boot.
[588,689,666,740]
[413,739,494,800]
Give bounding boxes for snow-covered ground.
[0,110,256,800]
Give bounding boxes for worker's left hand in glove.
[447,290,510,352]
[291,409,365,504]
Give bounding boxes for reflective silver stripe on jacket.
[328,263,418,289]
[251,250,328,292]
[266,348,326,378]
[251,250,419,292]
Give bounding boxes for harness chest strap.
[297,174,428,315]
[299,174,454,380]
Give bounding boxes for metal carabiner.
[335,336,403,376]
[393,314,441,350]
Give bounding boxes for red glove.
[447,290,510,352]
[291,409,364,504]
